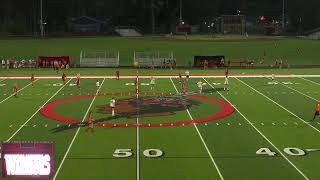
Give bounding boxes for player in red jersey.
[86,112,94,133]
[76,73,81,89]
[181,80,187,96]
[116,70,120,80]
[31,74,35,86]
[203,59,209,70]
[61,73,67,84]
[13,82,18,97]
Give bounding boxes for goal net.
[80,50,119,67]
[133,51,174,68]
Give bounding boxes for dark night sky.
[0,0,319,33]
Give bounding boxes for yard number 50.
[113,149,163,158]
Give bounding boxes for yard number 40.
[113,149,163,158]
[256,147,306,156]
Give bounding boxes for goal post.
[80,50,120,67]
[133,51,174,68]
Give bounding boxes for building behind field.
[217,15,246,35]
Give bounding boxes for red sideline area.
[40,94,234,128]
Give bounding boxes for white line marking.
[136,78,140,180]
[267,77,319,102]
[53,78,105,180]
[236,77,320,134]
[306,149,320,152]
[170,78,224,180]
[6,79,73,142]
[299,77,320,86]
[204,78,309,180]
[0,79,38,104]
[1,74,320,79]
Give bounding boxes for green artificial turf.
[0,75,320,179]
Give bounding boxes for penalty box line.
[169,78,225,180]
[53,78,106,180]
[299,77,320,86]
[0,79,39,104]
[6,79,72,142]
[236,77,320,134]
[203,78,309,180]
[264,76,319,102]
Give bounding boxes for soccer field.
[0,72,320,180]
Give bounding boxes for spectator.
[1,59,5,68]
[6,59,10,69]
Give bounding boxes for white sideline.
[265,77,319,102]
[53,78,105,180]
[1,74,320,79]
[0,79,38,104]
[235,77,320,134]
[170,78,224,180]
[203,78,309,180]
[299,77,320,86]
[6,79,72,141]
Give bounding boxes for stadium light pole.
[40,0,44,37]
[282,0,285,31]
[179,0,183,23]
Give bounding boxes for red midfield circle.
[40,93,234,128]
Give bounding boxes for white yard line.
[266,77,319,102]
[170,78,224,180]
[235,77,320,134]
[53,78,105,180]
[0,79,38,104]
[136,78,140,180]
[136,114,140,180]
[203,78,309,180]
[6,79,72,141]
[299,77,320,86]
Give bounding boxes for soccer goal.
[133,51,174,68]
[80,50,119,67]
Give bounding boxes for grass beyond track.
[0,35,319,66]
[0,73,320,179]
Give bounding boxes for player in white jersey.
[110,97,116,117]
[224,68,229,91]
[224,76,229,91]
[197,80,203,94]
[185,70,190,80]
[96,80,100,90]
[271,74,275,81]
[150,76,156,90]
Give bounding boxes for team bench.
[228,60,255,67]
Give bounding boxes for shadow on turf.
[50,115,128,133]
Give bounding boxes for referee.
[313,103,320,121]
